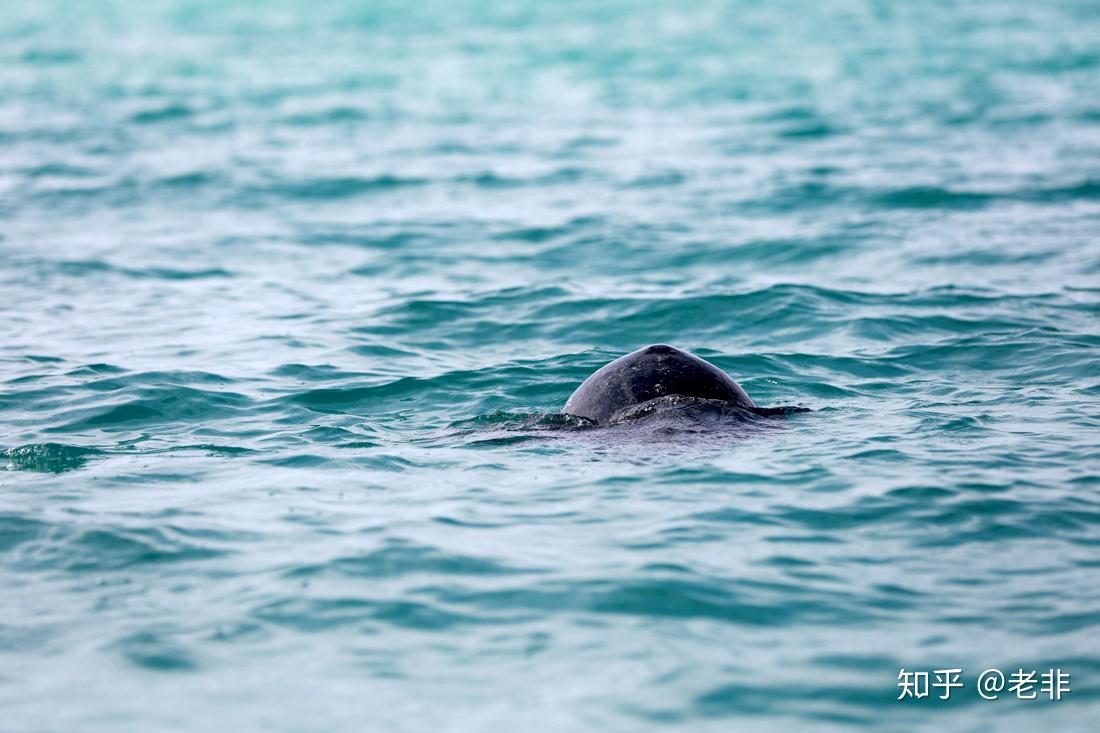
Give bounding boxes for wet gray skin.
[562,344,807,426]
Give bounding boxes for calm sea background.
[2,1,1099,731]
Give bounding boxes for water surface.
[2,1,1099,730]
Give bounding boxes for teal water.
[3,0,1100,730]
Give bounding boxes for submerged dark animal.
[562,344,807,426]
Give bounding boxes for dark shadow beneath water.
[454,396,811,448]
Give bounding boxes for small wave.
[153,170,225,189]
[777,122,840,139]
[0,513,50,551]
[624,170,687,188]
[48,259,232,281]
[455,167,591,188]
[285,540,539,580]
[45,386,253,433]
[288,378,424,412]
[252,596,486,632]
[279,106,371,126]
[255,174,428,201]
[691,677,898,721]
[129,104,194,124]
[113,631,198,672]
[440,576,874,627]
[20,47,82,65]
[874,186,994,210]
[13,525,227,573]
[3,443,101,473]
[22,162,97,178]
[492,216,608,243]
[257,453,342,469]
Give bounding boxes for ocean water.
[2,0,1099,730]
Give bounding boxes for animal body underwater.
[561,344,809,427]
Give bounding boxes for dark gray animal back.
[562,344,756,424]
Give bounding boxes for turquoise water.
[2,0,1100,730]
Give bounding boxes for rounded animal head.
[562,344,756,425]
